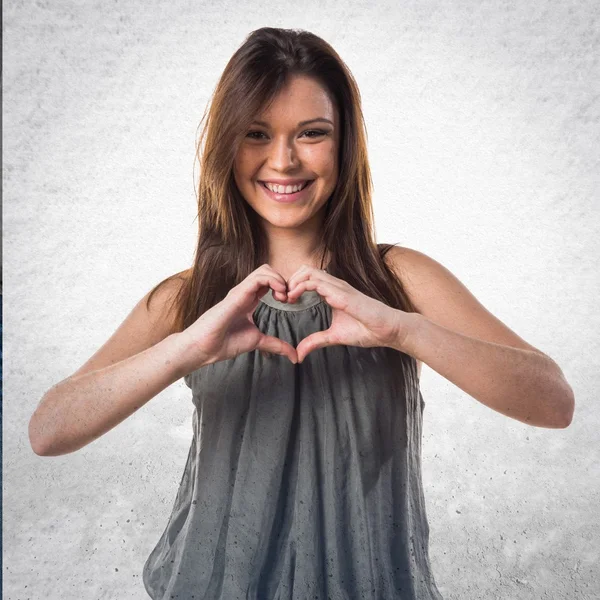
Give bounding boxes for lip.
[260,178,312,186]
[259,180,315,203]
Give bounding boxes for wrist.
[390,310,425,356]
[165,331,207,380]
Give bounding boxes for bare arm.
[386,246,574,428]
[399,314,573,428]
[28,271,195,456]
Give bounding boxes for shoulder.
[382,244,458,322]
[147,268,191,305]
[382,244,491,316]
[382,244,449,311]
[145,268,192,331]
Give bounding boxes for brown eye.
[246,130,328,140]
[302,129,327,138]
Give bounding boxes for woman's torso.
[143,288,441,599]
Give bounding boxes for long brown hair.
[148,27,417,332]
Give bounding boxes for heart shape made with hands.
[257,265,406,364]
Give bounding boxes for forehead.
[257,75,337,124]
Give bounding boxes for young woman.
[29,27,574,600]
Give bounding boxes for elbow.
[29,415,50,456]
[29,401,57,457]
[557,384,575,429]
[29,387,81,456]
[28,417,72,457]
[29,410,85,457]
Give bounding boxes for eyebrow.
[250,118,334,127]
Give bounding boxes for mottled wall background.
[3,1,599,598]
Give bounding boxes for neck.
[261,203,331,279]
[265,232,329,280]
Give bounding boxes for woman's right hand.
[178,265,298,372]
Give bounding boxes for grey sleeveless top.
[143,288,443,599]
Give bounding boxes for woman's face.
[233,74,339,232]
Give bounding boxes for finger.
[289,278,362,317]
[286,265,325,296]
[296,331,333,363]
[287,277,341,304]
[260,265,291,301]
[285,264,309,293]
[247,273,289,303]
[287,269,347,301]
[256,335,298,364]
[286,275,328,303]
[287,279,318,303]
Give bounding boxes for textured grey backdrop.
[3,1,599,599]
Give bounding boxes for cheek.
[316,154,337,181]
[233,149,256,177]
[302,146,337,174]
[312,146,337,174]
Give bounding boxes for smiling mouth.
[258,179,315,203]
[259,180,315,193]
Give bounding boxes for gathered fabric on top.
[143,288,443,599]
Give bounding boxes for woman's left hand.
[285,265,413,363]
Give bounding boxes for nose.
[267,136,298,171]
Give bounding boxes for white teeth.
[264,181,309,194]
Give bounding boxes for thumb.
[256,335,298,364]
[296,331,333,363]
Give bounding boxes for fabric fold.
[143,291,442,599]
